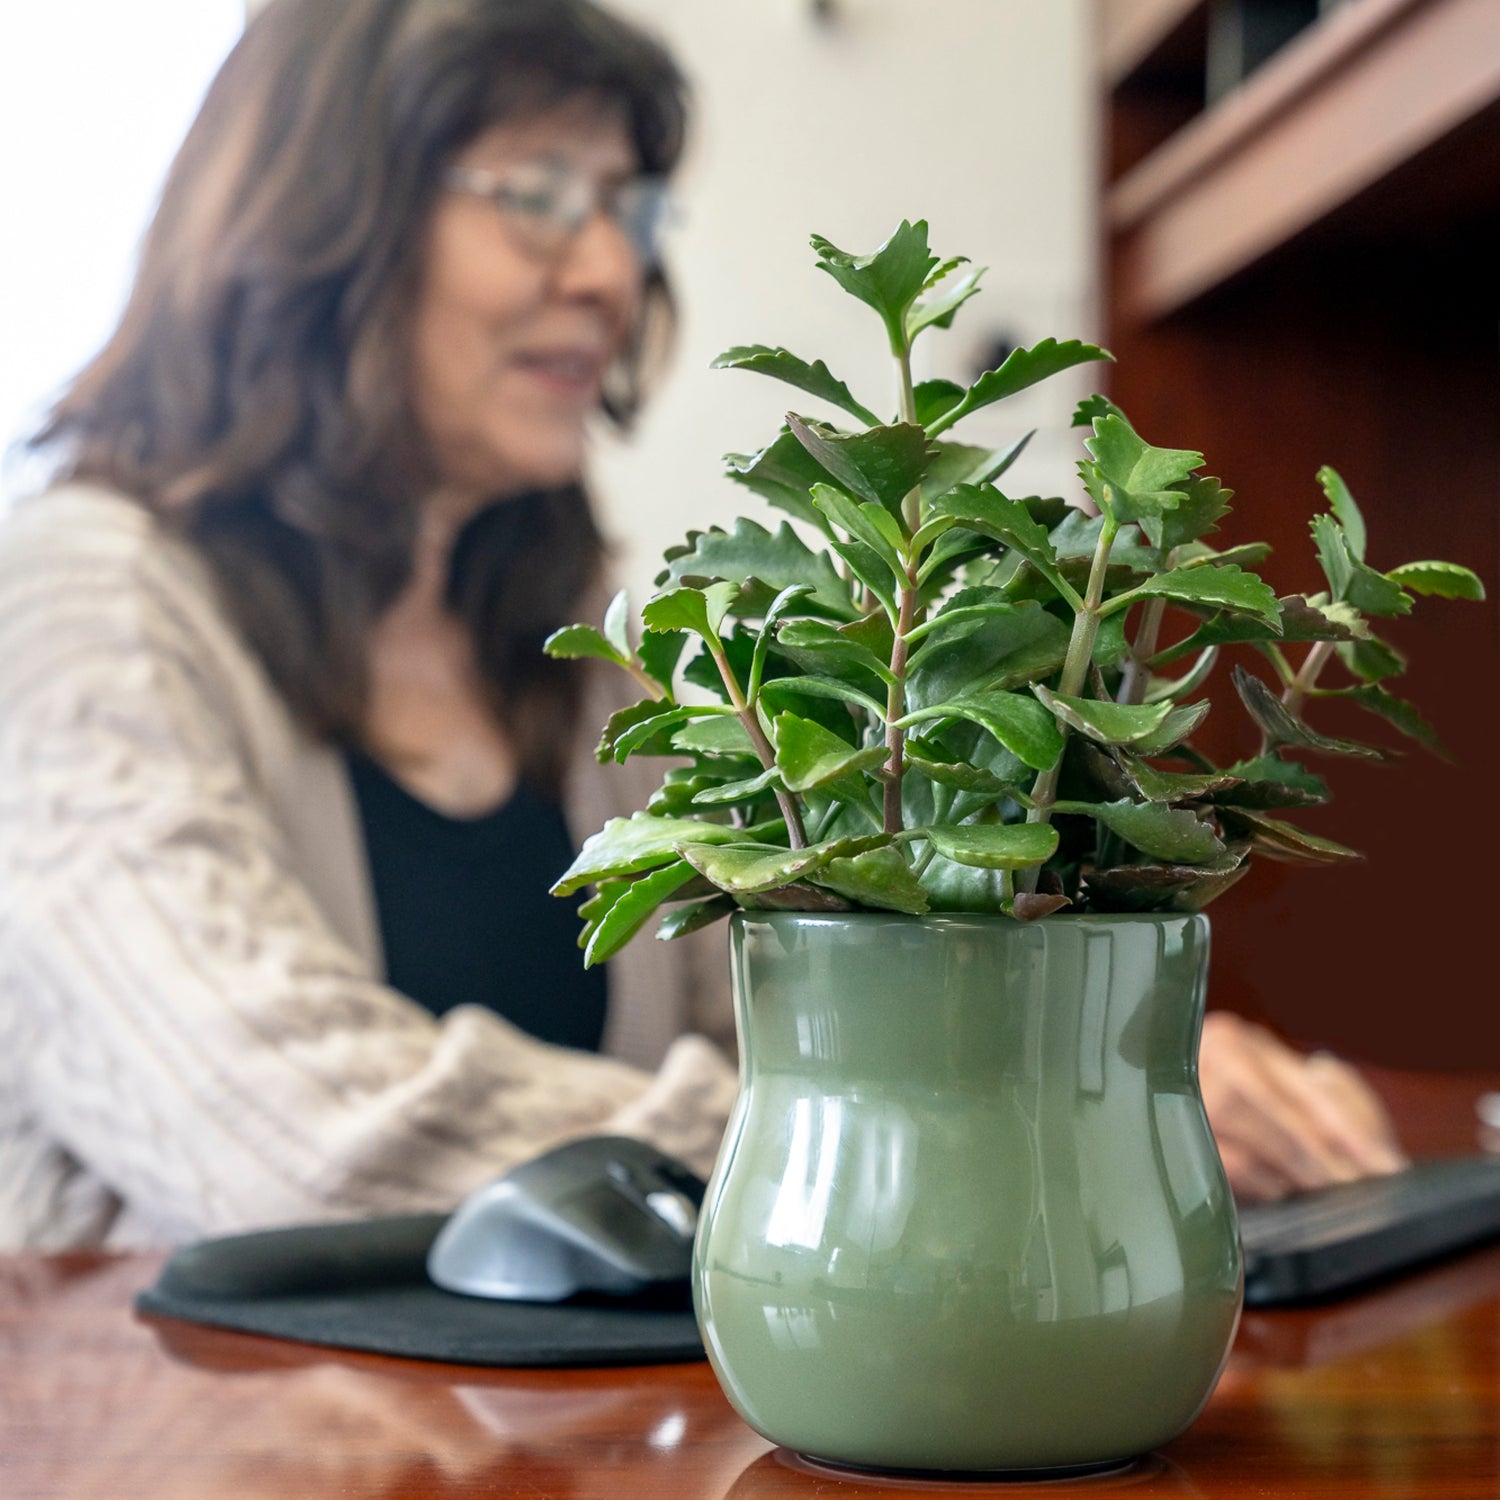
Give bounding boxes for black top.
[346,752,607,1051]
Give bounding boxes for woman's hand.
[1199,1011,1408,1203]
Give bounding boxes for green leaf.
[774,618,896,687]
[724,429,835,531]
[915,524,991,590]
[1311,513,1353,602]
[920,433,1034,502]
[1048,510,1157,572]
[1114,756,1241,803]
[1092,611,1132,671]
[1132,698,1211,756]
[1346,560,1412,618]
[1217,755,1330,808]
[760,674,888,720]
[829,536,900,622]
[1343,684,1450,758]
[811,220,939,345]
[899,690,1064,771]
[1338,635,1406,684]
[648,768,747,817]
[913,379,966,428]
[904,586,1029,650]
[1055,798,1223,864]
[582,860,700,968]
[680,834,887,894]
[749,584,816,702]
[926,338,1113,438]
[1386,561,1485,601]
[1033,686,1174,747]
[931,484,1074,602]
[1231,666,1395,760]
[601,588,630,658]
[597,699,688,762]
[543,622,627,667]
[1080,413,1200,530]
[810,484,906,575]
[661,517,857,620]
[907,264,984,341]
[657,896,737,942]
[612,704,730,763]
[673,716,758,757]
[690,766,783,807]
[642,583,737,642]
[921,822,1059,870]
[774,712,889,792]
[553,814,743,897]
[1151,595,1361,666]
[1085,412,1202,497]
[1084,858,1249,913]
[1111,563,1282,625]
[904,751,1021,797]
[906,595,1071,705]
[636,629,686,698]
[1317,466,1367,561]
[1312,513,1412,617]
[787,415,931,515]
[711,344,879,426]
[810,846,930,914]
[1179,540,1273,571]
[1153,474,1233,553]
[1071,393,1126,428]
[1217,808,1362,865]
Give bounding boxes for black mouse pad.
[134,1213,705,1367]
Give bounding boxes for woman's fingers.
[1302,1052,1407,1172]
[1198,1012,1407,1202]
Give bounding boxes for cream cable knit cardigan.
[0,485,738,1250]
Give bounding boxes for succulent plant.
[547,220,1484,966]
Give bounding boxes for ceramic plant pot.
[693,910,1242,1476]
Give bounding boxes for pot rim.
[731,908,1209,930]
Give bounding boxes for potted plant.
[546,221,1484,1475]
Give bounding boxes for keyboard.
[1238,1155,1500,1306]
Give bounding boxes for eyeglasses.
[442,161,671,268]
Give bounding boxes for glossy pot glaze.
[694,911,1242,1474]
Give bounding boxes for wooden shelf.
[1108,0,1500,322]
[1100,0,1205,87]
[1099,0,1500,1067]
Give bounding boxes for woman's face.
[409,98,647,502]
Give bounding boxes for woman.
[0,0,735,1251]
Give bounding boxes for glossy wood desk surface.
[6,1069,1499,1500]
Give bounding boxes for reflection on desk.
[3,1067,1498,1499]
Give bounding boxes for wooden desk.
[5,1070,1499,1499]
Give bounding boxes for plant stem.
[707,639,808,849]
[881,337,922,837]
[883,568,918,834]
[1281,639,1337,718]
[1116,596,1166,706]
[1019,514,1119,891]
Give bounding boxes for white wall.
[0,1,243,502]
[591,0,1099,609]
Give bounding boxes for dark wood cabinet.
[1100,0,1500,1064]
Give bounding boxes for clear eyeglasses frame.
[441,161,672,269]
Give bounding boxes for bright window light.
[0,1,243,503]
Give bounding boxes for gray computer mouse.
[426,1135,706,1302]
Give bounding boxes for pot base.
[792,1450,1139,1484]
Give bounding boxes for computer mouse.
[426,1135,707,1302]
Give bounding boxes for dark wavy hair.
[33,0,686,792]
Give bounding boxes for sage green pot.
[693,911,1242,1475]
